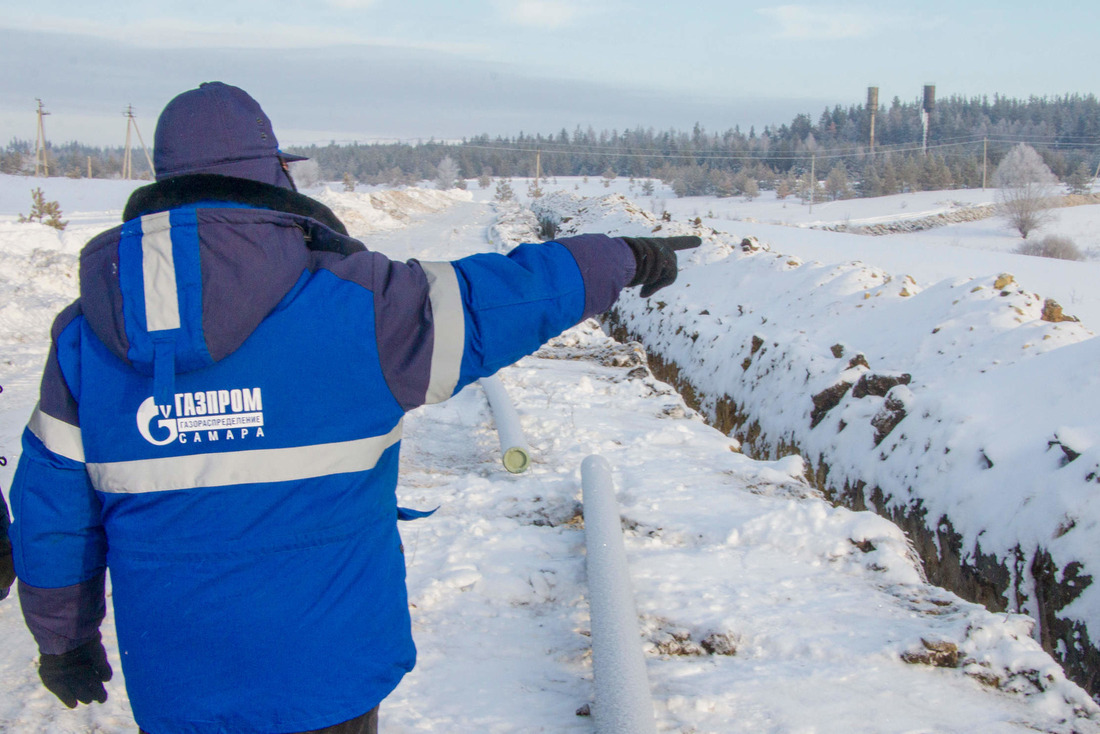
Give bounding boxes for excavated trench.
[602,310,1100,699]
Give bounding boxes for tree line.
[282,93,1100,200]
[4,93,1098,200]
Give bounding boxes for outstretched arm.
[363,233,698,411]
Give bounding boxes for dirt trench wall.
[603,310,1100,699]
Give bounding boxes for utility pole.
[867,86,878,154]
[535,149,542,183]
[34,99,50,177]
[809,153,816,213]
[123,107,133,179]
[122,105,155,179]
[982,138,988,190]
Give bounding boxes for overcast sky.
[2,1,1095,148]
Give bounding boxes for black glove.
[39,637,113,708]
[622,236,701,298]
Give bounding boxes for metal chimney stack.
[922,85,935,153]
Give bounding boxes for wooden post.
[123,106,134,179]
[982,138,988,190]
[34,99,50,177]
[809,153,815,213]
[867,87,878,154]
[123,105,155,179]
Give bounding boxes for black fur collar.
[123,174,351,237]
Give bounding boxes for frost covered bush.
[1014,234,1084,261]
[994,144,1058,239]
[435,155,460,190]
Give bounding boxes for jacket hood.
[79,175,365,405]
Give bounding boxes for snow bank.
[534,189,1100,698]
[487,199,540,252]
[310,185,472,238]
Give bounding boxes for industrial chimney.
[922,85,935,153]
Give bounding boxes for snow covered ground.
[527,181,1100,708]
[1,173,1099,732]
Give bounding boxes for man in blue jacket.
[10,81,697,734]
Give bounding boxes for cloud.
[758,4,880,40]
[325,0,377,8]
[0,28,826,147]
[0,16,486,55]
[498,0,584,30]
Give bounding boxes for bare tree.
[993,144,1058,239]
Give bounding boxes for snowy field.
[1,173,1099,732]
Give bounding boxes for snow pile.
[536,189,1100,691]
[311,185,472,238]
[487,200,540,252]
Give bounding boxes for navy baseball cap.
[153,82,306,188]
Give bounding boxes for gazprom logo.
[138,387,265,446]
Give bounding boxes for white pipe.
[581,455,658,734]
[479,374,531,474]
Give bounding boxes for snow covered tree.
[494,177,514,202]
[289,159,321,188]
[435,155,460,190]
[342,173,357,192]
[824,164,851,200]
[994,144,1058,239]
[478,168,492,189]
[775,175,794,200]
[734,171,759,200]
[1066,162,1093,196]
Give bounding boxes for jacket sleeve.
[10,303,108,654]
[368,234,635,412]
[0,491,13,598]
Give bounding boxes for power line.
[452,138,1035,163]
[292,132,1100,166]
